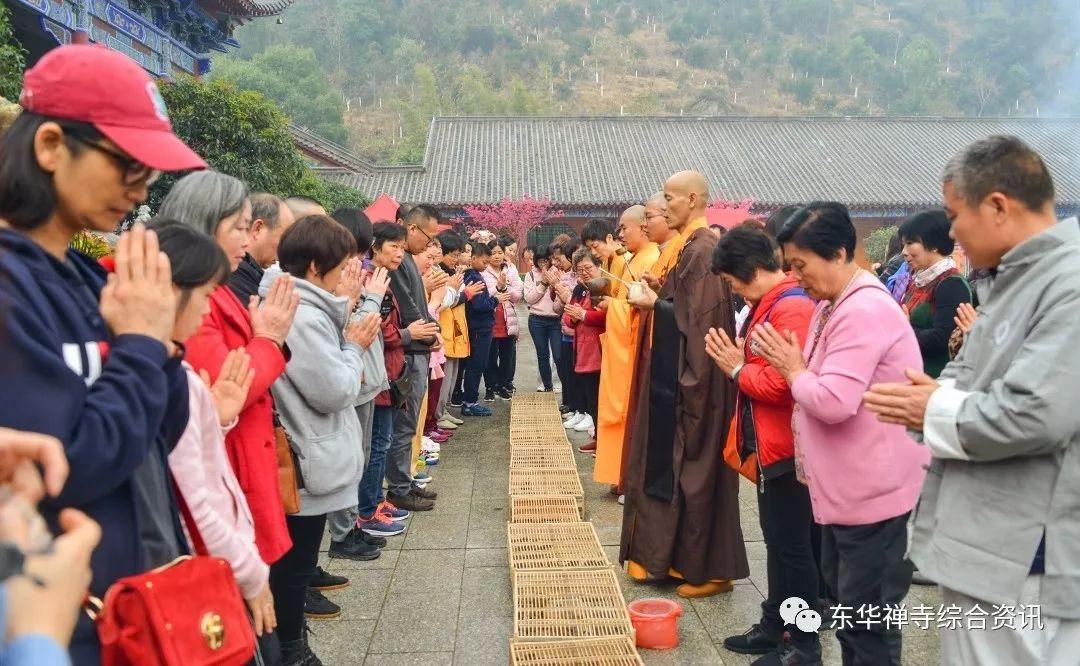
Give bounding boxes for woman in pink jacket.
[152,224,276,646]
[481,239,522,400]
[752,202,927,666]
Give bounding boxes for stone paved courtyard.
[312,310,943,664]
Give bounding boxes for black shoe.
[559,404,572,414]
[449,398,463,408]
[411,484,438,500]
[360,530,387,548]
[302,621,324,666]
[281,638,306,666]
[310,565,349,591]
[751,642,822,666]
[723,624,783,655]
[388,490,435,511]
[911,568,935,585]
[484,390,496,402]
[304,588,340,620]
[495,387,512,401]
[328,530,381,561]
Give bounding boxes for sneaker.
[750,642,823,666]
[536,384,546,392]
[310,565,349,592]
[422,452,439,466]
[359,531,387,548]
[723,624,783,656]
[436,418,459,430]
[617,494,625,505]
[304,588,341,619]
[412,471,433,485]
[377,501,411,522]
[358,513,406,537]
[411,484,438,500]
[578,440,597,453]
[554,383,562,393]
[421,437,441,453]
[564,412,584,428]
[327,530,381,562]
[484,390,496,402]
[449,398,463,408]
[388,490,435,511]
[495,387,513,401]
[461,403,493,417]
[573,414,595,432]
[445,414,464,425]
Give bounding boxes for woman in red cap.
[0,45,206,665]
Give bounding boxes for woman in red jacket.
[704,225,819,664]
[563,247,606,449]
[158,172,299,567]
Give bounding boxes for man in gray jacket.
[866,135,1080,663]
[386,205,443,511]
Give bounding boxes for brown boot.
[676,580,734,598]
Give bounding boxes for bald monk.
[619,171,748,598]
[581,218,630,298]
[593,206,660,483]
[644,193,680,281]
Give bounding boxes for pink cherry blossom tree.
[460,195,564,240]
[706,197,760,229]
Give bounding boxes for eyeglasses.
[67,133,161,186]
[410,223,435,244]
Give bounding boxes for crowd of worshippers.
[525,150,1078,666]
[1,44,1079,666]
[0,46,534,666]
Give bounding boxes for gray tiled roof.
[333,116,1080,208]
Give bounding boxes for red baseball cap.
[19,44,206,172]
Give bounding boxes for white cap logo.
[146,81,169,122]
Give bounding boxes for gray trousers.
[940,577,1080,665]
[386,353,429,497]
[437,357,461,420]
[328,400,376,543]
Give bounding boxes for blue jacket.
[463,268,497,333]
[0,229,188,664]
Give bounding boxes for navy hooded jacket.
[0,229,189,663]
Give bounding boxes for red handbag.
[86,484,256,665]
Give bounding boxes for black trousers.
[559,340,579,410]
[484,336,515,393]
[758,471,820,650]
[577,370,600,424]
[820,512,913,666]
[269,514,326,643]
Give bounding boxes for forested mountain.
[221,0,1080,164]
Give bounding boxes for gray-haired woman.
[158,170,303,660]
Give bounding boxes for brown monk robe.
[619,173,747,598]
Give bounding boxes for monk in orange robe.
[594,205,659,487]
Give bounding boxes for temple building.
[4,0,291,76]
[301,115,1080,250]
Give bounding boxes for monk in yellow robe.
[594,205,659,486]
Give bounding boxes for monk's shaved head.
[618,205,649,252]
[644,192,674,245]
[664,170,710,231]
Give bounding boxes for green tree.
[0,4,26,101]
[151,77,366,213]
[212,45,348,144]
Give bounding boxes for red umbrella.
[364,193,400,223]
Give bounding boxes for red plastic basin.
[627,597,683,649]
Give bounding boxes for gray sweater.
[260,267,365,516]
[352,293,388,406]
[911,218,1080,618]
